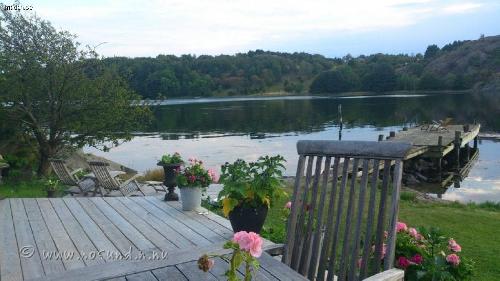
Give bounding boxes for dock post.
[473,136,478,149]
[389,131,396,138]
[454,131,461,171]
[378,134,384,142]
[437,136,443,181]
[403,127,408,131]
[465,143,471,162]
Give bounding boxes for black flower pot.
[228,205,268,234]
[47,190,56,198]
[158,163,182,201]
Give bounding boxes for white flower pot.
[180,187,202,211]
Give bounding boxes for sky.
[30,0,500,58]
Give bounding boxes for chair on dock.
[88,161,145,197]
[281,140,411,281]
[50,159,97,196]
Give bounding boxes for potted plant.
[218,155,287,234]
[44,178,59,198]
[157,152,184,201]
[177,158,218,211]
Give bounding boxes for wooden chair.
[282,140,411,281]
[88,161,145,197]
[50,159,97,196]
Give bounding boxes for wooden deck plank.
[75,198,140,255]
[115,197,195,248]
[103,197,177,250]
[49,199,104,266]
[0,199,24,281]
[176,261,219,281]
[166,201,233,238]
[144,197,228,243]
[10,199,45,280]
[62,198,121,260]
[36,198,86,270]
[22,199,65,276]
[151,266,187,281]
[125,271,159,281]
[131,197,213,246]
[86,197,156,251]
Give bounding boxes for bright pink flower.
[446,254,460,266]
[188,175,196,183]
[408,227,418,239]
[448,239,462,252]
[232,231,263,258]
[410,254,423,265]
[207,168,219,183]
[396,256,411,269]
[284,201,292,209]
[396,222,408,232]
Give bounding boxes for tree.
[424,44,440,59]
[361,62,397,93]
[309,66,360,94]
[0,9,151,175]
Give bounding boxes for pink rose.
[232,231,263,258]
[408,227,418,239]
[446,254,460,266]
[448,239,462,252]
[410,254,423,265]
[284,201,292,209]
[396,222,408,233]
[396,256,411,269]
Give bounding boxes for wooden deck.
[0,197,240,281]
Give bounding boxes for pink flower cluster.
[233,231,263,258]
[284,201,292,209]
[397,254,423,269]
[207,168,219,183]
[188,157,203,165]
[397,222,423,240]
[448,238,462,253]
[446,253,460,266]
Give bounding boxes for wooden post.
[463,124,470,132]
[473,136,478,149]
[454,131,461,171]
[403,127,408,131]
[378,135,384,142]
[465,144,471,162]
[437,136,443,181]
[389,131,396,138]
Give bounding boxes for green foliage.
[361,62,397,92]
[218,156,287,216]
[310,66,360,94]
[43,177,60,191]
[425,45,441,60]
[159,152,184,165]
[176,158,215,189]
[0,9,151,175]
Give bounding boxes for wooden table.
[32,244,308,281]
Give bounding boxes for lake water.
[86,93,500,203]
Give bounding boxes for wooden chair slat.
[338,158,360,281]
[326,157,351,281]
[372,159,392,273]
[298,156,323,275]
[290,156,315,270]
[384,160,403,271]
[360,159,381,279]
[316,157,341,281]
[307,156,332,280]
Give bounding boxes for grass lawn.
[0,179,66,198]
[207,191,500,281]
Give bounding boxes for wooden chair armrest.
[263,244,285,256]
[362,269,405,281]
[120,174,141,188]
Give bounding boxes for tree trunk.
[37,145,55,176]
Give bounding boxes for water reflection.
[86,93,500,203]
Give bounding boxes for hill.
[105,36,500,98]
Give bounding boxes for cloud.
[33,0,489,57]
[443,2,482,14]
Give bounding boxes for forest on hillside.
[104,35,500,98]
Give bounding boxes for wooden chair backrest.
[88,161,120,190]
[283,140,411,281]
[50,159,77,186]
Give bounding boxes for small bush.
[400,191,417,202]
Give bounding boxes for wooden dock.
[387,124,480,160]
